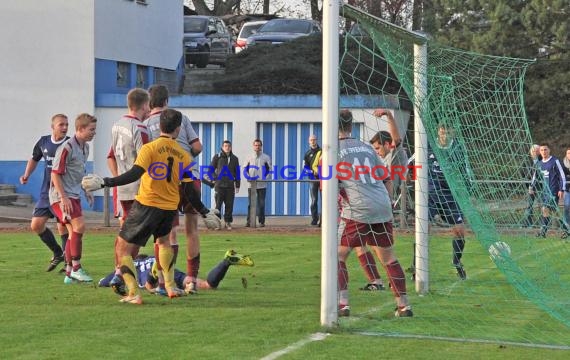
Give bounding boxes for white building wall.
[94,0,183,70]
[0,0,95,160]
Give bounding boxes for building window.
[136,65,148,89]
[117,62,130,88]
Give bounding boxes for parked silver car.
[184,15,233,68]
[245,18,321,47]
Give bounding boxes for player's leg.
[67,216,92,282]
[354,246,384,290]
[337,218,356,316]
[443,197,467,280]
[55,220,69,262]
[538,194,557,237]
[562,193,570,239]
[367,222,412,317]
[183,213,200,294]
[30,209,64,271]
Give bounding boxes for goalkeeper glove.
[200,208,222,230]
[81,174,105,192]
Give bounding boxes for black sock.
[39,228,63,256]
[206,260,231,289]
[61,233,69,253]
[541,216,551,232]
[452,237,465,266]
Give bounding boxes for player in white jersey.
[106,88,150,285]
[144,84,204,295]
[49,113,97,283]
[336,109,412,318]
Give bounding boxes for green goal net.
[338,4,570,348]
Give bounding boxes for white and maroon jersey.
[144,111,199,151]
[49,136,89,203]
[144,110,200,176]
[338,137,393,223]
[110,115,149,200]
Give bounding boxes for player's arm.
[106,146,119,177]
[103,165,145,188]
[555,159,566,195]
[374,108,402,146]
[21,141,44,184]
[180,179,209,216]
[20,159,39,184]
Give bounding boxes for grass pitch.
[0,228,568,359]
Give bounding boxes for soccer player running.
[336,109,412,317]
[427,124,470,280]
[49,113,97,283]
[143,84,204,295]
[82,109,218,304]
[531,143,566,238]
[20,114,70,272]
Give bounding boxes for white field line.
[259,332,330,360]
[261,241,570,358]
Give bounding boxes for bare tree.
[190,0,240,15]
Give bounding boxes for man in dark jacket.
[210,140,240,230]
[304,134,321,226]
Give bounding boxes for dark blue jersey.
[428,139,472,193]
[533,156,566,195]
[31,135,69,208]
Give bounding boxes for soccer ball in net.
[488,241,511,261]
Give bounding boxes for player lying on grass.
[82,109,220,304]
[98,250,254,295]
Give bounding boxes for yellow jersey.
[134,136,193,210]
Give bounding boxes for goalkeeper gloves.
[81,174,106,192]
[200,208,222,230]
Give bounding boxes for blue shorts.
[429,191,463,225]
[32,206,57,219]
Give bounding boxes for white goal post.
[320,1,428,326]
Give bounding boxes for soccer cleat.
[63,275,78,284]
[536,230,546,238]
[70,268,93,282]
[455,264,467,280]
[226,223,232,230]
[184,281,198,295]
[395,305,413,317]
[119,294,142,305]
[338,305,350,317]
[224,250,254,266]
[259,223,265,227]
[46,255,64,272]
[561,231,569,240]
[110,274,127,296]
[167,287,186,298]
[359,283,385,291]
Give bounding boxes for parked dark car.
[245,18,321,47]
[184,15,233,68]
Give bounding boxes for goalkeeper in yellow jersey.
[82,109,220,304]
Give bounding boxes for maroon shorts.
[51,198,83,224]
[339,218,394,248]
[178,180,202,214]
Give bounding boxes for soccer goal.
[320,2,570,349]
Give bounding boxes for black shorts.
[119,200,177,247]
[428,191,464,225]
